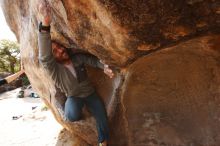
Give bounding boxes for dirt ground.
[0,88,80,146]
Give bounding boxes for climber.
[37,1,113,146]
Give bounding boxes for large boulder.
[1,0,220,145]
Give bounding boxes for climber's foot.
[99,140,107,146]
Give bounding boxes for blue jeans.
[65,92,109,143]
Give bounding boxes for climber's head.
[52,42,71,64]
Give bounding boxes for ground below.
[0,88,84,146]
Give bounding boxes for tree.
[0,39,20,73]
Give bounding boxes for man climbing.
[37,1,114,146]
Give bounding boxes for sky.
[0,7,17,41]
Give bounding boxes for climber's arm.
[37,0,60,73]
[74,53,114,78]
[73,53,104,69]
[37,0,79,96]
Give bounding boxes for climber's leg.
[85,92,109,143]
[65,96,84,122]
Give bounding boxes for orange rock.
[1,0,220,145]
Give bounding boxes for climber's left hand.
[37,0,52,26]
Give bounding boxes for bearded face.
[52,43,70,64]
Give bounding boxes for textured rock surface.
[1,0,220,145]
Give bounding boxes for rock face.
[1,0,220,145]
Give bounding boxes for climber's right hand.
[37,0,51,26]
